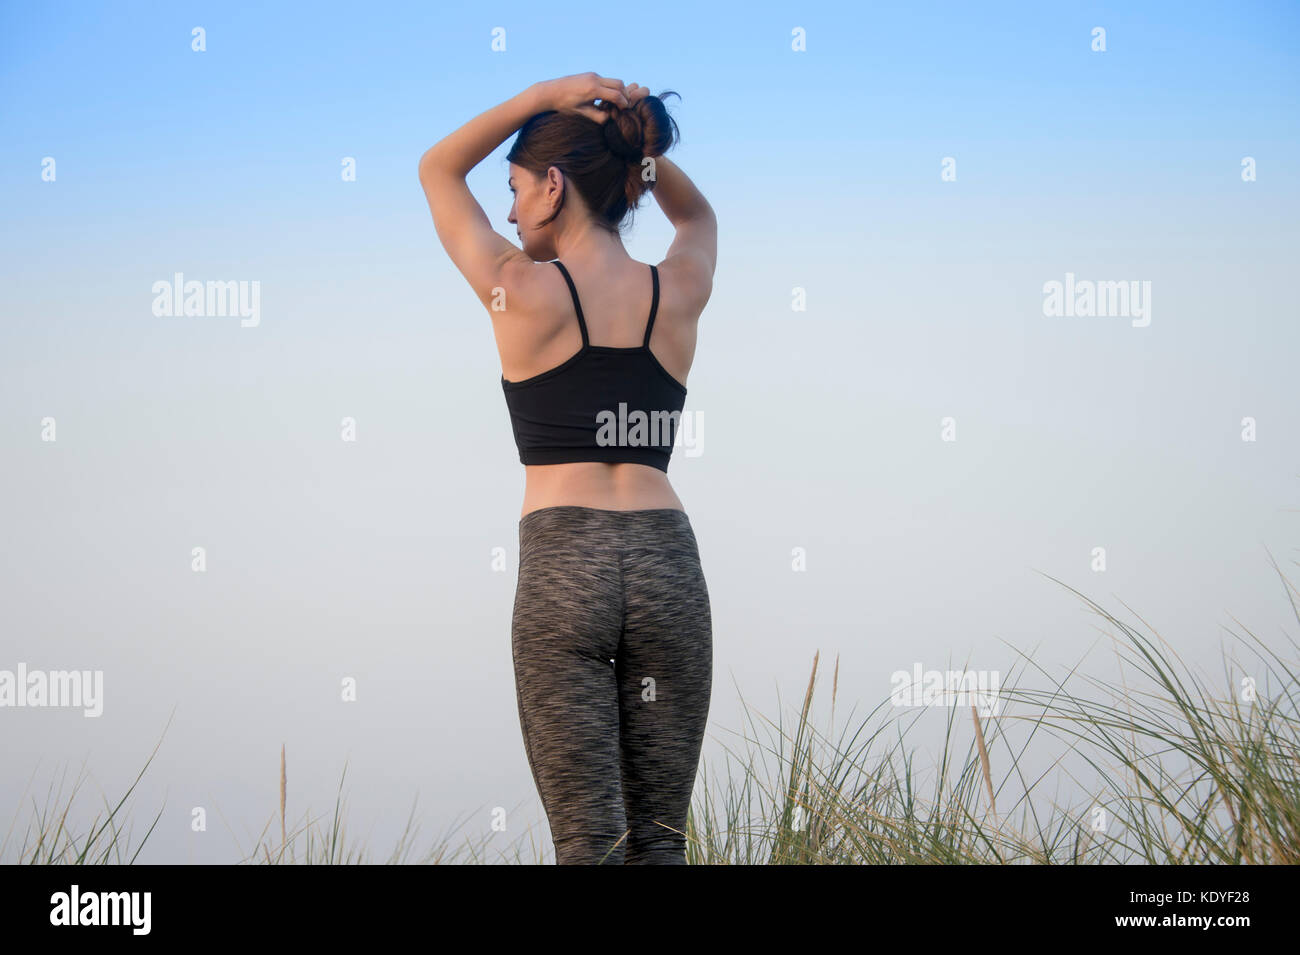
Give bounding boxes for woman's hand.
[623,82,651,107]
[534,72,629,121]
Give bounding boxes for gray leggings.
[511,505,713,864]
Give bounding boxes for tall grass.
[686,553,1299,865]
[5,556,1297,864]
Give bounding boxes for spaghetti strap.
[642,264,660,348]
[551,260,589,347]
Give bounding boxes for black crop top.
[501,260,688,472]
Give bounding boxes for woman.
[418,73,716,864]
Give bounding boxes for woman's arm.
[418,74,629,306]
[417,85,543,305]
[650,155,717,315]
[652,155,717,279]
[622,83,717,303]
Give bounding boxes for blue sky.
[2,1,1298,862]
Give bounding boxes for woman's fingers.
[546,73,633,116]
[594,76,628,107]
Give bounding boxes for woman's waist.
[520,461,684,519]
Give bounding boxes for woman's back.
[496,251,706,518]
[496,253,698,393]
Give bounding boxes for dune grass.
[689,555,1299,865]
[5,554,1297,865]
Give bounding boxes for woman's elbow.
[418,147,439,183]
[681,201,717,233]
[419,142,458,183]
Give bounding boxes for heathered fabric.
[511,505,713,864]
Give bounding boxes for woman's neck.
[553,219,628,268]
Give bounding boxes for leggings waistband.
[519,505,692,529]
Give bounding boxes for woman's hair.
[506,91,680,232]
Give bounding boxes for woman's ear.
[546,165,565,211]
